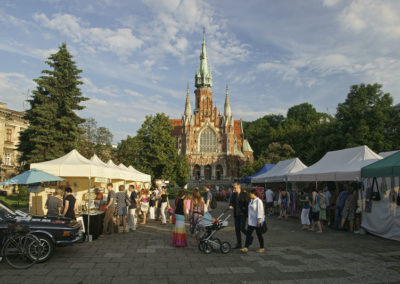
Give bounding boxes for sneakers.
[240,248,248,253]
[256,248,265,253]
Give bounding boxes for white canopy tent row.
[287,146,382,182]
[30,149,151,239]
[251,158,308,183]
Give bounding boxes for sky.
[1,0,400,143]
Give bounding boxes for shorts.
[312,211,320,221]
[341,207,355,221]
[266,202,273,209]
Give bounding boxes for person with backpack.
[229,182,250,249]
[309,190,322,233]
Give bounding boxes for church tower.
[170,31,253,187]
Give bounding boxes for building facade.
[0,102,28,185]
[170,32,253,187]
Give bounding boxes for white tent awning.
[288,146,382,182]
[251,158,307,183]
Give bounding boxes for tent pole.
[87,176,91,242]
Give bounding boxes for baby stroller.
[197,211,231,254]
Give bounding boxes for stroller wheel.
[198,242,206,252]
[204,244,213,254]
[220,241,231,254]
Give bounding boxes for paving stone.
[205,267,231,274]
[230,266,255,273]
[104,252,125,258]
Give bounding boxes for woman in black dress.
[62,187,76,220]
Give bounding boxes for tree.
[78,117,115,162]
[117,113,189,187]
[18,43,88,165]
[261,142,295,164]
[335,83,398,152]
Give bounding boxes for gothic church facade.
[170,32,253,187]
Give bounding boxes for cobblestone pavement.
[1,202,399,283]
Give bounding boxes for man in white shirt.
[241,189,265,253]
[265,188,274,216]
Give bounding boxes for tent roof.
[127,165,151,183]
[31,150,108,178]
[0,168,64,185]
[288,145,382,182]
[378,150,399,158]
[362,150,400,177]
[241,164,275,183]
[251,158,307,183]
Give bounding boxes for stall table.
[81,211,105,240]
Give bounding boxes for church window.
[200,127,217,152]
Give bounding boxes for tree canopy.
[18,43,88,165]
[117,113,189,187]
[242,83,399,177]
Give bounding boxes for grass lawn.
[0,194,29,210]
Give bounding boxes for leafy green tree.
[117,113,189,187]
[261,142,295,164]
[334,83,398,152]
[18,43,88,165]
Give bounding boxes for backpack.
[210,193,217,209]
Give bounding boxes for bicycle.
[1,221,43,269]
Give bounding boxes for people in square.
[102,183,116,235]
[229,182,250,249]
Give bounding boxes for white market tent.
[127,165,151,183]
[251,158,308,183]
[288,145,382,182]
[107,160,131,180]
[31,150,108,178]
[90,155,118,180]
[379,151,399,159]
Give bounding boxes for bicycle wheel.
[3,234,41,269]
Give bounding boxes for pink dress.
[185,199,191,213]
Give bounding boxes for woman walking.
[62,187,76,220]
[139,189,149,225]
[241,189,265,253]
[189,188,204,245]
[299,190,311,230]
[160,187,170,225]
[115,185,129,233]
[172,190,188,247]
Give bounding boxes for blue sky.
[1,0,400,143]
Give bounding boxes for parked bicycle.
[1,220,43,269]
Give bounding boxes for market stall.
[251,158,307,183]
[241,164,275,183]
[288,146,382,182]
[361,151,400,241]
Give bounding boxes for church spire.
[195,29,213,88]
[184,83,191,117]
[224,84,232,118]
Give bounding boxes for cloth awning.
[251,158,307,183]
[288,145,382,182]
[362,151,400,178]
[0,169,64,185]
[241,164,275,183]
[31,150,108,178]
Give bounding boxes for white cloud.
[0,41,56,60]
[322,0,342,7]
[33,13,143,57]
[0,72,35,111]
[117,117,137,123]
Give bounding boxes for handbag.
[371,178,381,201]
[262,221,268,234]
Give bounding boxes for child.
[167,206,173,224]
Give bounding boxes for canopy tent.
[378,150,399,159]
[251,158,307,183]
[31,150,108,178]
[90,155,118,180]
[106,160,131,180]
[362,151,400,177]
[360,151,400,241]
[288,146,382,182]
[127,165,151,183]
[241,164,275,183]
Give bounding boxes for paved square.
[1,203,399,283]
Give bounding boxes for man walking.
[229,182,250,249]
[128,185,139,232]
[204,184,212,213]
[265,188,274,216]
[323,185,332,226]
[103,183,116,235]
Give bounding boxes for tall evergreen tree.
[18,43,88,165]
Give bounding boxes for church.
[170,32,254,187]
